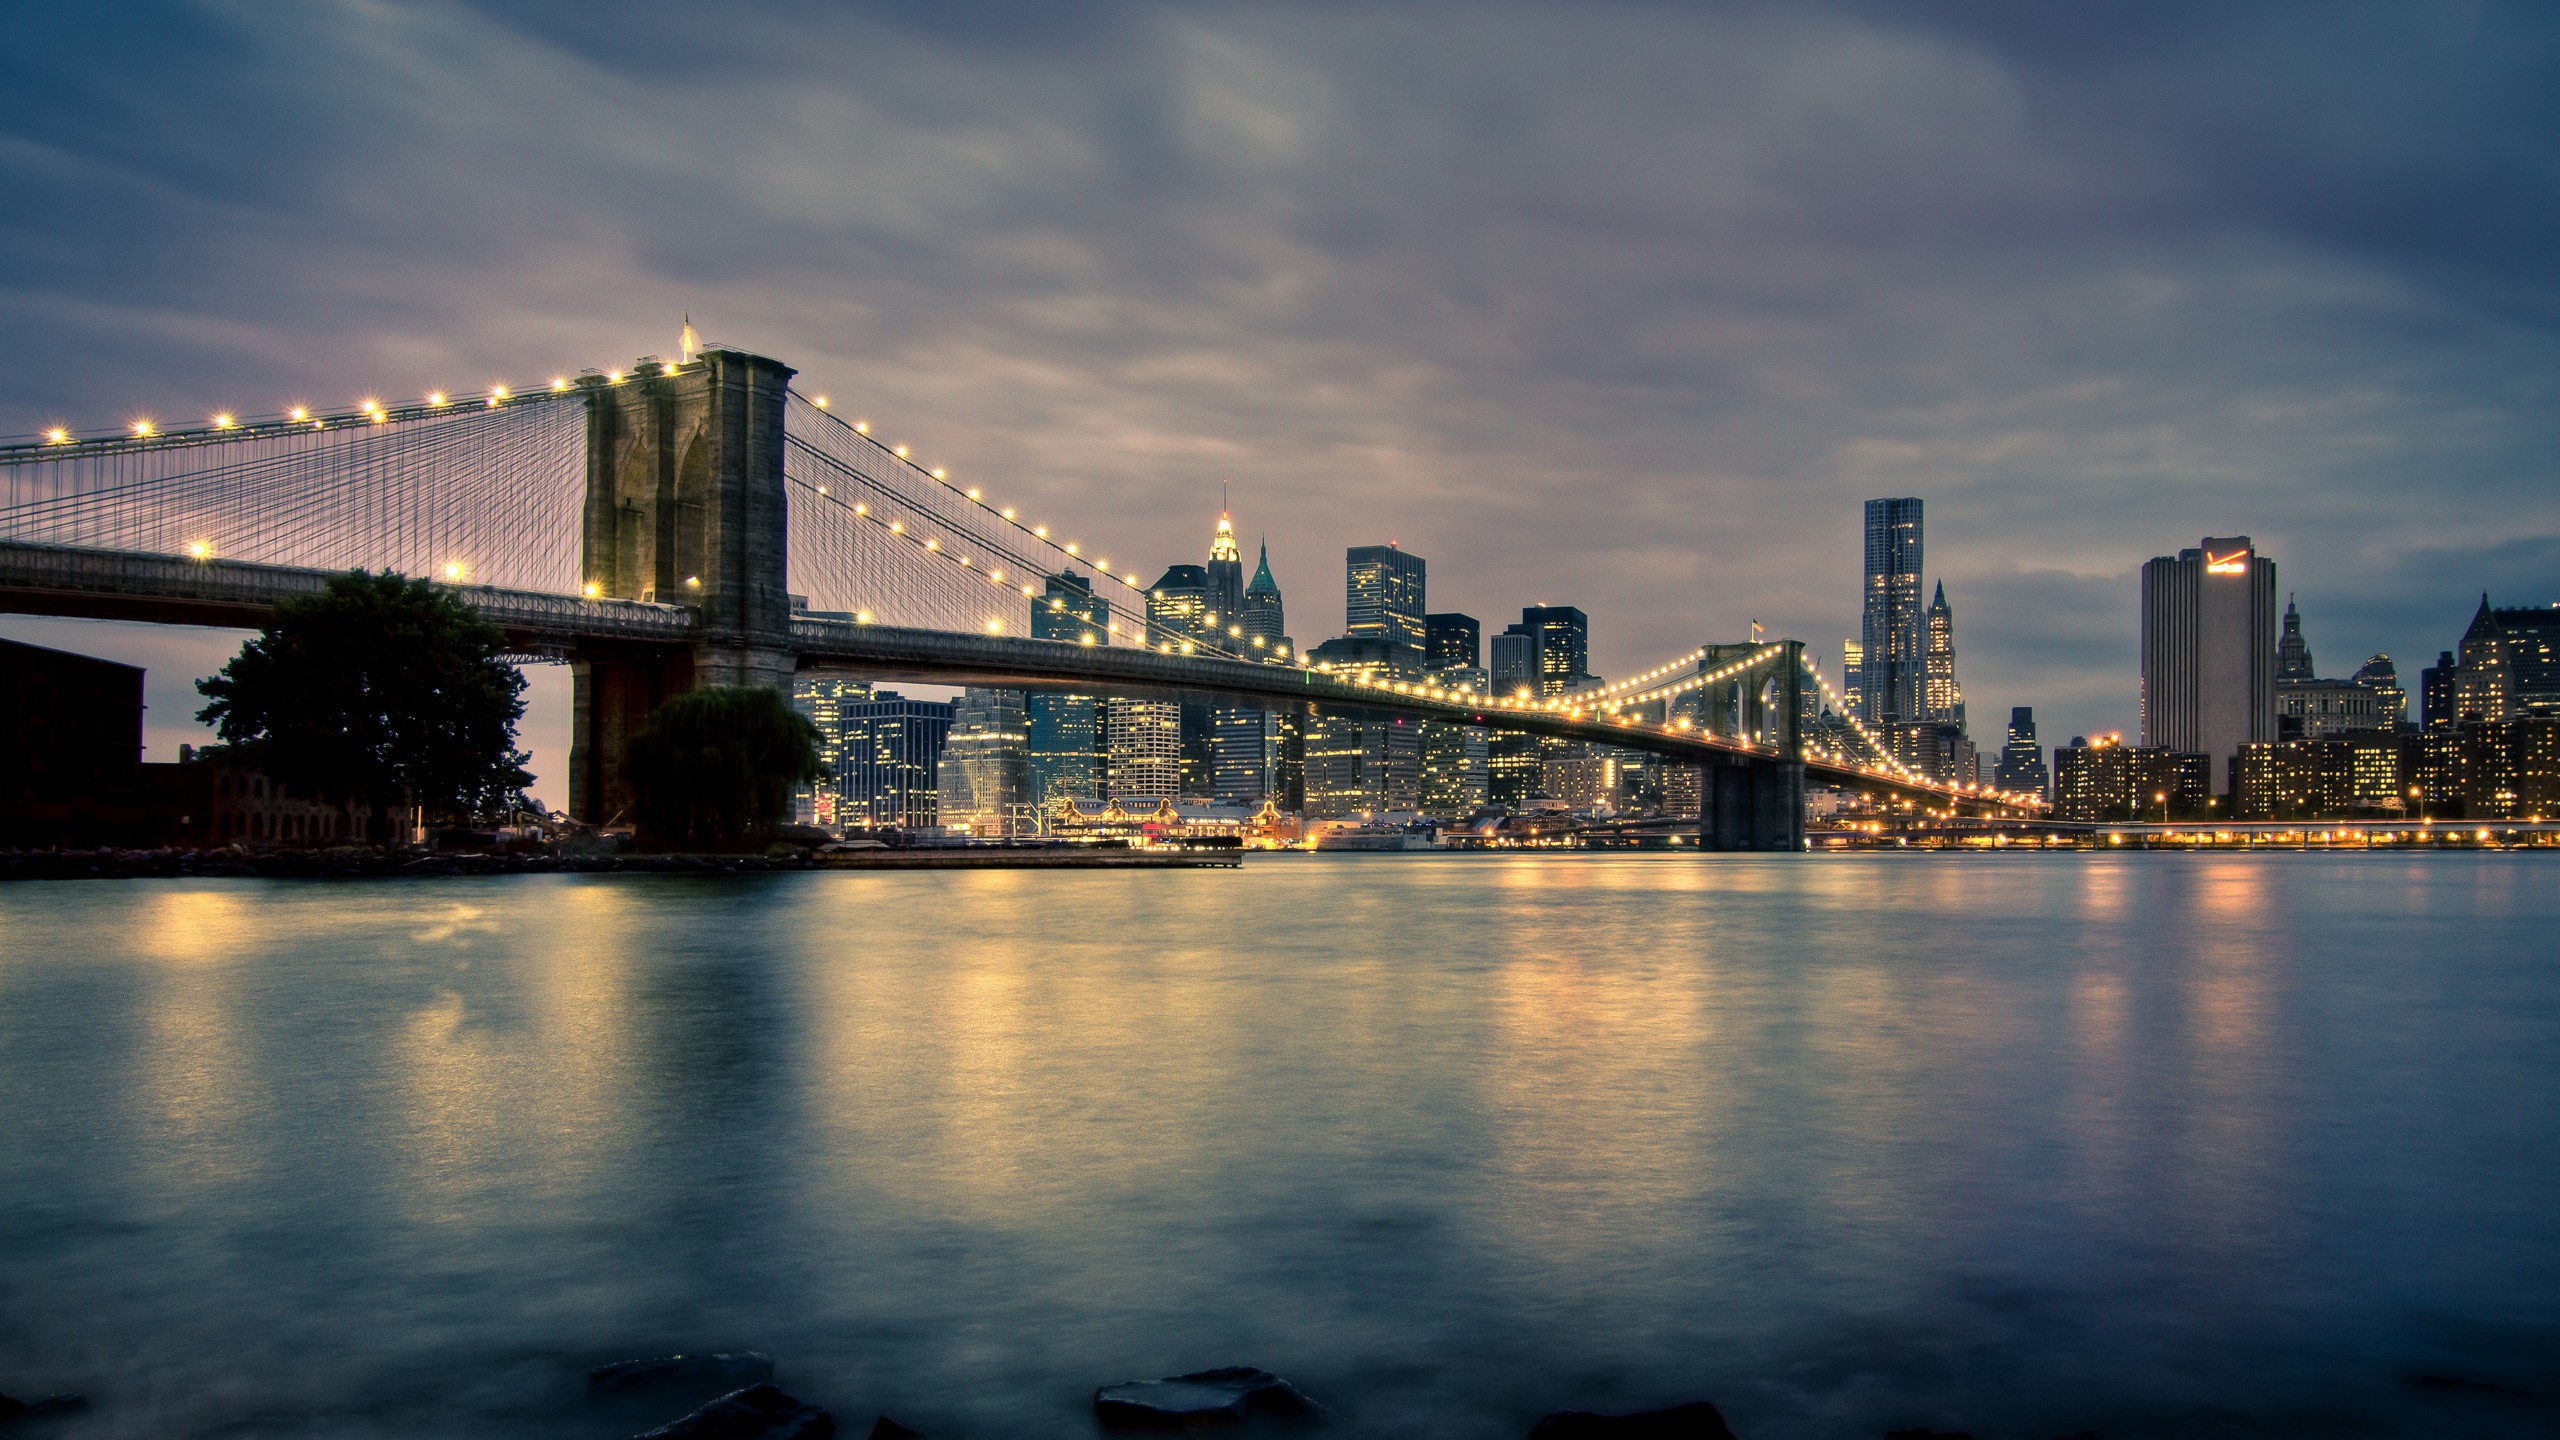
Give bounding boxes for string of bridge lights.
[13,365,653,456]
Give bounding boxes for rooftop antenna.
[679,314,699,363]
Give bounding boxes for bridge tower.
[1697,638,1804,851]
[568,349,797,824]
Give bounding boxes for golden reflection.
[129,889,263,1188]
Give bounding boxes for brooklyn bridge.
[0,345,2040,850]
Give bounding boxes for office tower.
[2233,740,2354,820]
[1419,663,1491,818]
[2276,596,2315,681]
[841,691,953,829]
[1147,563,1219,793]
[2351,654,2409,730]
[1028,571,1108,808]
[1517,605,1592,695]
[2445,595,2560,723]
[2052,735,2131,822]
[1427,613,1481,672]
[939,687,1029,836]
[1922,581,1964,728]
[1345,544,1427,664]
[1993,706,2049,797]
[1241,540,1288,652]
[2140,535,2277,788]
[1105,696,1182,801]
[1860,498,1925,724]
[1207,509,1245,639]
[2422,650,2459,731]
[1490,628,1540,700]
[1841,638,1864,720]
[790,670,873,825]
[1303,710,1422,818]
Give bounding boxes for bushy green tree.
[626,685,824,852]
[196,570,531,842]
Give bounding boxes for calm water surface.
[3,855,2557,1439]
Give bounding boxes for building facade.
[938,687,1030,836]
[2140,535,2277,789]
[1993,706,2050,798]
[1345,544,1428,665]
[1105,696,1182,803]
[1028,570,1108,807]
[1860,497,1925,724]
[1922,580,1964,728]
[791,670,873,825]
[841,693,953,829]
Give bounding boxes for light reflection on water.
[2,855,2557,1439]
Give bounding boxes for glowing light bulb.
[186,540,210,560]
[130,418,155,436]
[1034,525,1048,538]
[552,376,569,391]
[490,385,509,400]
[443,562,465,580]
[1064,543,1078,555]
[854,503,867,515]
[814,396,829,409]
[607,370,623,383]
[853,421,868,434]
[893,444,908,458]
[428,392,448,406]
[660,363,676,376]
[1001,507,1015,519]
[212,413,235,429]
[931,468,946,480]
[583,582,601,598]
[685,575,701,589]
[44,427,69,444]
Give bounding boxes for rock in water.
[1526,1401,1739,1439]
[0,1392,90,1425]
[867,1418,927,1439]
[1093,1368,1323,1428]
[630,1383,834,1439]
[591,1353,778,1398]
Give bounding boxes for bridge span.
[3,344,2029,850]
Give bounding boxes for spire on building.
[679,314,699,362]
[2464,592,2498,641]
[1210,508,1240,565]
[1247,538,1279,595]
[1922,578,1963,729]
[2276,593,2316,680]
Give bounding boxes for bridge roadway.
[0,538,1971,806]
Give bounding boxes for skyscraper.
[1027,570,1107,808]
[2444,595,2560,723]
[1345,544,1427,665]
[938,687,1029,835]
[1241,539,1288,652]
[1206,508,1245,640]
[1516,605,1591,695]
[1490,628,1540,701]
[1860,498,1924,724]
[1922,580,1964,728]
[1426,613,1481,672]
[1148,562,1219,793]
[2140,535,2277,787]
[841,691,953,829]
[1993,706,2049,798]
[790,670,873,825]
[1105,696,1182,802]
[1840,638,1863,720]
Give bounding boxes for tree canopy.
[196,570,531,839]
[626,685,824,853]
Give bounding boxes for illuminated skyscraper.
[1206,508,1245,638]
[791,670,872,825]
[842,692,952,829]
[1993,706,2049,798]
[1241,540,1287,651]
[1346,544,1427,665]
[2140,535,2278,786]
[1427,613,1481,672]
[1860,498,1924,724]
[2276,595,2315,681]
[938,687,1029,836]
[1027,571,1106,807]
[1516,605,1591,696]
[1922,580,1964,729]
[1840,638,1863,720]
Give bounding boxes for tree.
[196,570,531,842]
[626,686,825,852]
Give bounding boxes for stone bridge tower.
[567,349,796,823]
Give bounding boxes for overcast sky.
[6,0,2557,792]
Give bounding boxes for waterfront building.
[1860,498,1925,724]
[841,691,953,829]
[1922,581,1965,729]
[1993,707,2050,798]
[1418,664,1491,819]
[1303,710,1422,818]
[2127,747,2217,820]
[2234,740,2354,821]
[1427,613,1481,672]
[938,687,1030,836]
[1662,762,1703,818]
[2053,734,2130,822]
[2444,596,2560,723]
[1104,695,1182,802]
[2,636,148,847]
[1887,719,1975,787]
[1027,570,1107,807]
[1346,544,1428,665]
[2348,731,2408,811]
[1840,638,1864,720]
[791,670,873,825]
[2140,535,2278,789]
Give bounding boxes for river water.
[2,855,2556,1439]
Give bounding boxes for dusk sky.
[6,1,2557,793]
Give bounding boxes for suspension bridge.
[0,344,2039,850]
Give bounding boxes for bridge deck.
[0,539,1973,803]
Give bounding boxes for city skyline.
[4,5,2557,792]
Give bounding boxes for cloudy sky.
[5,0,2556,791]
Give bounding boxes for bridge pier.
[567,348,797,826]
[1695,639,1805,852]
